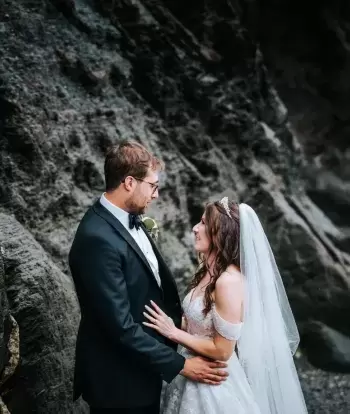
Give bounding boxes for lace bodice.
[182,290,243,341]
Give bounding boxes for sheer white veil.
[237,203,307,414]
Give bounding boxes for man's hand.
[180,356,228,385]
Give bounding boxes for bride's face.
[193,214,210,254]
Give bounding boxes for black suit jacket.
[69,200,185,408]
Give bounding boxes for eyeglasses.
[135,178,159,194]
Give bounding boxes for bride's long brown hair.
[188,200,240,316]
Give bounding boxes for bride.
[143,198,308,414]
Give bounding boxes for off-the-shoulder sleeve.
[213,305,243,340]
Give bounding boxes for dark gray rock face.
[0,215,87,413]
[254,1,350,236]
[0,0,349,412]
[303,321,350,373]
[0,248,10,385]
[0,246,18,414]
[247,0,350,372]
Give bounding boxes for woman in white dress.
[143,198,308,414]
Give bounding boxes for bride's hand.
[143,300,178,341]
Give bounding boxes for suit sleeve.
[71,234,185,383]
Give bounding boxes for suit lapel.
[93,201,157,285]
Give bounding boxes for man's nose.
[152,189,159,199]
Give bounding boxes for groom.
[69,140,227,414]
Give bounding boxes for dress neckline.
[188,287,206,304]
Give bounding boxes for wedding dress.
[161,289,261,414]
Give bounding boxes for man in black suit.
[69,141,227,414]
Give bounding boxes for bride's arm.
[143,272,243,361]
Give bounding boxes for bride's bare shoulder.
[214,267,244,317]
[214,267,243,301]
[217,266,242,286]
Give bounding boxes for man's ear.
[123,176,134,192]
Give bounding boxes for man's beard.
[125,197,147,215]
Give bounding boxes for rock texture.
[297,354,350,414]
[0,248,19,414]
[245,0,350,372]
[0,0,349,412]
[253,1,350,238]
[0,215,87,413]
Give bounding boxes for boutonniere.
[141,216,159,241]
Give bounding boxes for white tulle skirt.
[161,346,261,414]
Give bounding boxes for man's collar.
[99,193,129,229]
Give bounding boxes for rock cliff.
[0,0,349,412]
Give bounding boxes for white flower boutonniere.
[141,216,159,241]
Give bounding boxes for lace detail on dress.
[161,289,261,414]
[212,305,243,340]
[182,293,214,339]
[182,291,243,340]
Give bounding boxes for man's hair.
[104,140,164,191]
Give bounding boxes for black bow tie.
[129,214,141,230]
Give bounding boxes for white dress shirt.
[100,194,161,287]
